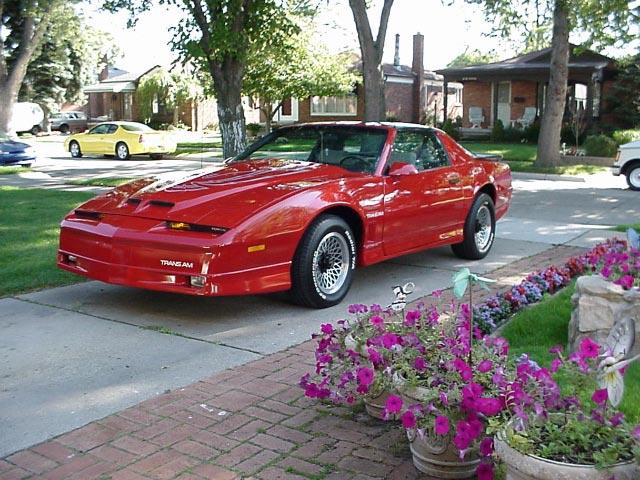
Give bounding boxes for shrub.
[523,121,540,143]
[246,122,262,137]
[584,134,618,157]
[491,119,505,141]
[611,129,640,146]
[503,126,523,142]
[441,118,461,140]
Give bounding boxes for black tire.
[69,141,82,158]
[30,125,41,135]
[626,164,640,191]
[116,142,130,160]
[291,215,356,308]
[451,193,496,260]
[150,153,164,160]
[59,124,70,135]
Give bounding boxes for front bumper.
[611,165,621,176]
[0,153,35,166]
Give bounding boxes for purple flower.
[357,367,374,387]
[479,437,493,456]
[478,360,493,373]
[401,410,417,429]
[435,415,449,435]
[439,391,449,406]
[320,323,334,335]
[404,310,420,326]
[476,463,494,480]
[413,356,427,372]
[632,425,640,439]
[609,412,624,426]
[476,397,502,416]
[550,358,562,373]
[549,345,563,355]
[384,394,403,414]
[369,315,384,329]
[591,388,608,406]
[616,274,635,289]
[381,332,401,349]
[579,338,600,359]
[431,289,443,298]
[453,358,473,381]
[367,348,383,366]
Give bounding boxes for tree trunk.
[349,0,394,122]
[210,60,247,159]
[535,0,569,167]
[0,84,19,134]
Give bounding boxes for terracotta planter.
[495,431,639,480]
[407,428,479,479]
[363,389,394,420]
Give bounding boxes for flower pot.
[363,389,394,420]
[407,428,479,479]
[495,430,639,480]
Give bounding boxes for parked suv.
[612,140,640,191]
[50,112,88,134]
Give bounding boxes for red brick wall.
[385,83,414,122]
[462,82,492,128]
[298,84,365,123]
[510,81,537,123]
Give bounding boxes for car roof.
[285,121,436,132]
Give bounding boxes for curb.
[512,171,586,183]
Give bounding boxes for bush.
[440,118,460,140]
[611,129,640,146]
[523,121,540,143]
[491,119,505,141]
[246,122,262,137]
[503,126,524,142]
[583,134,618,157]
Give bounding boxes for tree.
[243,25,359,133]
[18,5,121,115]
[105,0,300,158]
[605,53,640,129]
[0,0,62,133]
[467,0,638,167]
[447,48,498,67]
[348,0,394,122]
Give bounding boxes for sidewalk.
[0,245,587,480]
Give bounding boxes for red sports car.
[58,122,512,308]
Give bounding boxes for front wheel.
[626,164,640,191]
[451,193,496,260]
[291,215,356,308]
[116,142,130,160]
[69,141,82,158]
[30,125,41,135]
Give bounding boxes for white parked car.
[612,140,640,191]
[9,102,45,135]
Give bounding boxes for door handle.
[447,173,461,185]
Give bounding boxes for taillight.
[139,134,145,143]
[74,209,103,221]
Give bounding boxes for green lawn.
[501,282,640,423]
[461,142,606,175]
[175,141,223,154]
[615,223,640,233]
[0,187,94,296]
[0,166,31,175]
[68,177,134,187]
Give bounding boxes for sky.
[80,0,638,76]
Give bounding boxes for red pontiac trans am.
[58,122,512,308]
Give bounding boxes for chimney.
[394,34,400,66]
[412,33,425,123]
[99,55,109,81]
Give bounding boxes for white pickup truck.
[612,140,640,191]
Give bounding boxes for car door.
[82,124,110,153]
[99,124,119,154]
[382,129,466,257]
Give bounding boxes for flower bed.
[474,239,639,334]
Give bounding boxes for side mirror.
[388,162,419,176]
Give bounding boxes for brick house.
[268,33,462,126]
[436,45,618,129]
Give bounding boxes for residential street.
[1,141,638,457]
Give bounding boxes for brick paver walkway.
[0,245,587,480]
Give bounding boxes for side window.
[388,131,423,170]
[417,132,449,170]
[106,124,118,134]
[89,124,109,134]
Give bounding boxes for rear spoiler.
[472,153,503,162]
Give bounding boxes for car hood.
[78,159,358,227]
[0,140,30,152]
[620,140,640,150]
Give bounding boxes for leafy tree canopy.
[447,48,499,67]
[604,52,640,129]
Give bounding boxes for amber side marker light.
[166,221,228,234]
[247,244,266,253]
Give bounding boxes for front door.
[496,81,511,126]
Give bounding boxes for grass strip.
[0,187,93,296]
[68,177,134,187]
[0,166,32,175]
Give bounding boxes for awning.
[84,81,136,93]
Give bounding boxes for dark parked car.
[0,132,36,167]
[50,112,88,134]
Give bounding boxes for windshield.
[235,125,388,174]
[120,123,153,132]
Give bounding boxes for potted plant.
[494,335,640,480]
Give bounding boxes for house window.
[311,95,357,116]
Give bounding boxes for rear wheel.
[291,215,356,308]
[59,124,70,135]
[116,142,130,160]
[451,193,495,260]
[69,141,82,158]
[626,164,640,191]
[30,125,41,135]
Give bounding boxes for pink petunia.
[320,323,334,335]
[356,367,374,387]
[550,358,562,373]
[401,410,417,429]
[453,358,473,381]
[616,275,635,289]
[435,415,449,435]
[367,348,383,366]
[632,425,640,439]
[476,463,494,480]
[404,310,420,327]
[381,332,401,349]
[549,344,563,355]
[369,315,384,329]
[476,397,502,416]
[478,360,493,373]
[591,388,608,406]
[479,437,494,457]
[384,394,403,414]
[579,338,600,359]
[413,357,427,372]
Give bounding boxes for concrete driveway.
[1,145,638,457]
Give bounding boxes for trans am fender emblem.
[160,259,194,268]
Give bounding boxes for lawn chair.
[515,107,537,128]
[469,107,484,128]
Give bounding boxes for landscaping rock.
[569,276,640,355]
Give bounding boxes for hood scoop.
[148,200,174,208]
